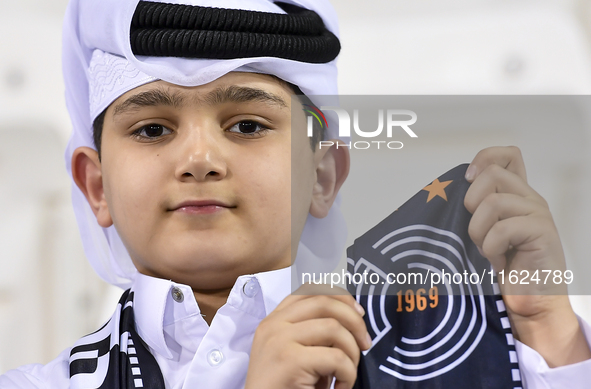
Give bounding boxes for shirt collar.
[254,266,292,315]
[131,266,292,360]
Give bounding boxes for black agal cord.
[130,1,340,63]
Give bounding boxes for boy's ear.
[71,147,113,228]
[309,141,350,218]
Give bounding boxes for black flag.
[347,164,522,389]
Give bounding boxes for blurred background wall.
[1,0,591,373]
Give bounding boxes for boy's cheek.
[101,162,163,233]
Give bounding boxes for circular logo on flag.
[349,224,487,381]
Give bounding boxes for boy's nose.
[174,131,227,182]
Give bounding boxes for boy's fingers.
[293,318,361,366]
[480,215,555,271]
[464,164,543,214]
[294,283,352,296]
[276,284,362,312]
[468,193,542,249]
[275,284,366,323]
[302,347,357,389]
[316,376,332,389]
[276,295,371,350]
[465,146,527,183]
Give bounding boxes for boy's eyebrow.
[112,88,186,118]
[203,85,288,108]
[111,84,288,120]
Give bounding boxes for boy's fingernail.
[366,333,373,348]
[354,302,365,316]
[465,165,477,181]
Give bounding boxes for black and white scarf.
[69,290,165,389]
[348,164,523,388]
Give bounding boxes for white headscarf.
[63,0,347,289]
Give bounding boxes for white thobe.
[1,267,590,388]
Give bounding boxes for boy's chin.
[136,251,290,290]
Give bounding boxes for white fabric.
[515,315,591,389]
[2,268,591,388]
[88,50,158,121]
[62,0,347,289]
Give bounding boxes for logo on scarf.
[350,224,487,381]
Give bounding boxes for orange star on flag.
[422,178,453,202]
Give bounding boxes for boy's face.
[90,72,319,289]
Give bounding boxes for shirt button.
[242,279,258,298]
[171,286,184,303]
[207,349,224,366]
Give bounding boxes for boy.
[1,0,590,388]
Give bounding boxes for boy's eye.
[227,121,269,136]
[133,124,172,139]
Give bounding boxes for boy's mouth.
[170,200,235,215]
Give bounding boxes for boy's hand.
[464,146,591,367]
[245,284,371,389]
